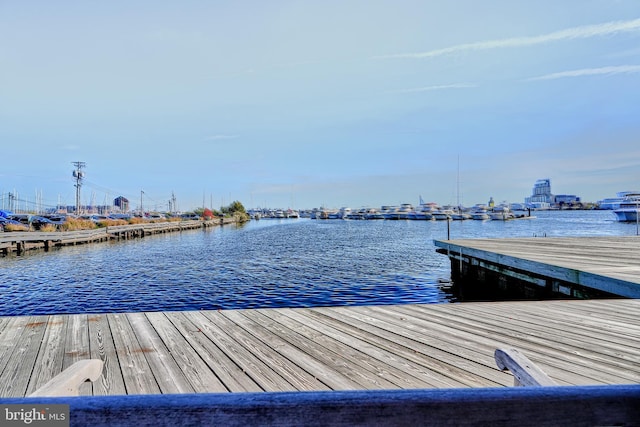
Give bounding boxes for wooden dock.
[435,236,640,299]
[1,299,639,398]
[0,219,236,255]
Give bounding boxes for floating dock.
[434,236,640,299]
[1,300,639,397]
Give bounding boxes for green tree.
[221,200,249,222]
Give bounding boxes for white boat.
[613,197,640,222]
[432,209,454,220]
[365,208,385,220]
[346,208,367,220]
[489,205,514,221]
[397,204,414,220]
[451,212,471,220]
[599,191,640,210]
[470,206,490,220]
[381,205,399,220]
[285,209,300,218]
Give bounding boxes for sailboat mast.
[456,155,460,210]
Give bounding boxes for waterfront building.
[554,194,581,206]
[525,179,553,207]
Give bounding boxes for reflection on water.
[0,210,635,316]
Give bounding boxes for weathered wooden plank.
[87,314,127,396]
[183,311,297,392]
[26,315,67,395]
[351,304,584,386]
[0,316,48,397]
[106,313,161,395]
[251,308,435,389]
[318,305,511,387]
[280,307,477,388]
[126,313,195,394]
[454,302,640,362]
[63,314,92,396]
[144,312,227,393]
[1,300,640,398]
[421,303,640,378]
[199,310,328,391]
[0,317,31,378]
[163,312,262,392]
[223,309,369,390]
[395,304,635,384]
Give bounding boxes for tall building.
[525,179,553,208]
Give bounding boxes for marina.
[1,299,639,398]
[1,212,640,424]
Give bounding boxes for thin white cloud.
[375,18,640,59]
[527,65,640,81]
[390,83,477,94]
[204,135,239,141]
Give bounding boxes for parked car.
[5,214,55,230]
[43,215,68,226]
[181,213,201,221]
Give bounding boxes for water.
[0,210,636,316]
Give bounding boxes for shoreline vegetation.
[1,201,251,233]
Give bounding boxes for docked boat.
[432,208,454,220]
[345,208,367,220]
[489,205,514,221]
[470,206,490,220]
[613,197,640,222]
[365,208,385,220]
[381,205,399,220]
[451,211,471,220]
[410,203,436,220]
[599,191,640,210]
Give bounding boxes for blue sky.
[1,1,639,211]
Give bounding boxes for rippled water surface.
[0,210,635,315]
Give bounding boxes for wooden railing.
[5,384,639,426]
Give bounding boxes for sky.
[1,1,639,212]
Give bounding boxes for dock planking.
[435,236,640,298]
[0,300,639,398]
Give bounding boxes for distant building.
[525,179,582,208]
[525,179,553,209]
[554,195,581,205]
[114,196,129,212]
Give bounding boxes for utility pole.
[140,190,145,216]
[72,161,86,215]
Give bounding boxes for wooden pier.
[0,218,236,256]
[435,236,640,299]
[1,299,639,398]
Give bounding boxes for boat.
[345,208,367,220]
[489,205,514,221]
[381,205,399,220]
[451,211,471,220]
[397,204,414,220]
[432,207,454,220]
[285,209,300,218]
[613,197,640,222]
[599,191,640,210]
[469,205,490,220]
[365,208,385,220]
